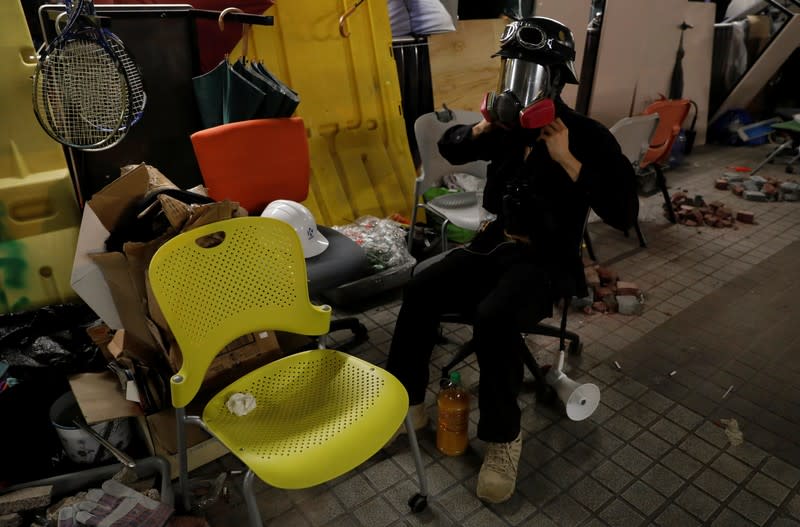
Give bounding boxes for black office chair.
[412,237,586,402]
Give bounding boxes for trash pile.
[333,216,415,272]
[573,261,644,316]
[667,192,754,227]
[716,172,800,202]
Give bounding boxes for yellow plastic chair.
[148,217,429,525]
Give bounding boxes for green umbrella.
[192,59,266,129]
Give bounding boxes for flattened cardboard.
[69,371,144,424]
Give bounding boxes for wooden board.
[588,0,651,127]
[681,2,716,145]
[429,8,591,112]
[429,18,507,112]
[629,0,686,116]
[588,0,715,144]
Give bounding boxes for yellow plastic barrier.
[0,2,80,312]
[233,0,416,226]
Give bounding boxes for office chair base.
[327,318,369,351]
[409,493,428,513]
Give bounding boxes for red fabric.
[95,0,273,73]
[191,118,310,214]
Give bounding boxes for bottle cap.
[449,371,461,385]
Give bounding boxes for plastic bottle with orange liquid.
[436,371,470,456]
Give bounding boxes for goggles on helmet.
[498,20,576,61]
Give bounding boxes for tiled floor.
[200,143,800,526]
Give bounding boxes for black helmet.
[493,16,578,84]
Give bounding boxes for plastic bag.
[333,216,415,272]
[0,303,105,381]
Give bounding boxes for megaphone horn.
[545,350,601,421]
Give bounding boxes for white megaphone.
[545,349,600,421]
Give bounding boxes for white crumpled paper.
[719,418,744,446]
[226,393,257,416]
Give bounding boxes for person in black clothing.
[386,16,638,503]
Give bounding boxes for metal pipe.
[72,419,136,468]
[765,0,793,17]
[190,9,274,26]
[243,470,264,527]
[175,407,191,513]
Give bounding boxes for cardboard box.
[70,164,178,341]
[203,330,283,392]
[69,163,245,367]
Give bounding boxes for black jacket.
[437,99,638,296]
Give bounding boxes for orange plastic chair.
[190,117,309,214]
[190,117,370,349]
[640,98,691,223]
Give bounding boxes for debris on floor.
[0,486,52,515]
[719,171,800,202]
[715,418,745,446]
[574,261,644,315]
[667,192,745,228]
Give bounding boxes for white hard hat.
[261,200,329,258]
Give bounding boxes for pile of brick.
[716,172,800,202]
[666,192,755,227]
[574,262,644,316]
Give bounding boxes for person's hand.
[471,119,494,138]
[538,118,583,181]
[537,118,571,163]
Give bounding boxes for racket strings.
[34,37,130,149]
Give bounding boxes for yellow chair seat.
[203,348,409,489]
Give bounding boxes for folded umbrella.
[192,58,266,128]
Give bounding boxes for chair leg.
[634,220,647,248]
[749,139,793,177]
[530,323,582,356]
[441,341,475,382]
[786,148,800,173]
[405,416,429,512]
[655,164,676,224]
[440,219,450,252]
[175,407,191,513]
[583,230,596,262]
[328,317,369,351]
[243,470,264,527]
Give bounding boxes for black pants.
[387,242,552,443]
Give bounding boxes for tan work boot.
[385,403,428,447]
[476,432,522,504]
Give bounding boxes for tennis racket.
[83,0,147,130]
[32,0,145,151]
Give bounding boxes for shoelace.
[483,440,520,476]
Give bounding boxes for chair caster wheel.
[409,493,428,513]
[536,383,558,406]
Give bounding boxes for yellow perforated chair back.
[148,217,331,408]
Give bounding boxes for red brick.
[715,179,729,190]
[592,301,608,313]
[736,211,755,224]
[732,184,744,196]
[616,281,640,296]
[596,267,618,285]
